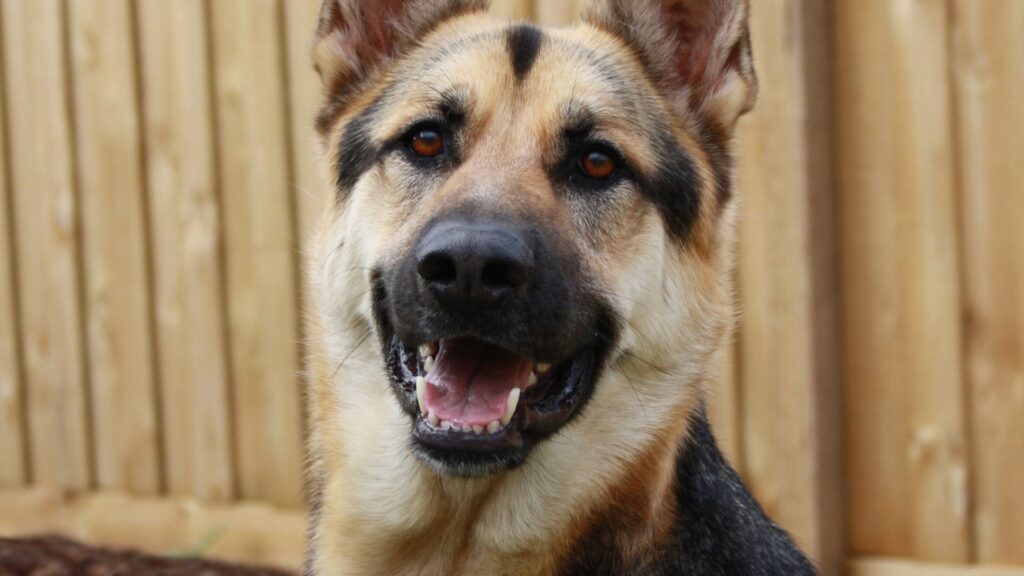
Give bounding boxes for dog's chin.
[378,328,612,479]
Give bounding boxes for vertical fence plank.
[836,0,970,562]
[0,0,91,491]
[952,0,1024,564]
[210,0,304,507]
[490,0,532,20]
[136,0,235,502]
[0,43,25,488]
[535,1,578,26]
[284,0,325,246]
[735,2,841,572]
[68,0,160,495]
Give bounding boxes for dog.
[303,0,816,574]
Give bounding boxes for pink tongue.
[424,338,532,426]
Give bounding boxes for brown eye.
[410,129,445,158]
[580,149,617,180]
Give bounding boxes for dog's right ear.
[583,0,757,131]
[313,0,489,96]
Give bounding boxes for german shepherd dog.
[305,0,815,574]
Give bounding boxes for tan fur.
[304,2,753,573]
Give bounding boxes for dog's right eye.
[408,128,445,158]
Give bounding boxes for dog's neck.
[307,352,699,576]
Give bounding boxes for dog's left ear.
[584,0,757,131]
[313,0,489,96]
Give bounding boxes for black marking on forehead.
[506,24,544,80]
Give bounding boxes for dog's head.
[309,0,756,479]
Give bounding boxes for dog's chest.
[315,469,565,576]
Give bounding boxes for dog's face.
[309,0,756,479]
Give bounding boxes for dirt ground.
[0,537,295,576]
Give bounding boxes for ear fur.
[312,0,489,123]
[583,0,757,130]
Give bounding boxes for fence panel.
[835,0,971,561]
[136,0,236,502]
[68,0,161,495]
[209,0,304,507]
[735,2,841,571]
[1,0,91,491]
[0,33,24,488]
[952,0,1024,565]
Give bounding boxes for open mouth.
[381,329,610,476]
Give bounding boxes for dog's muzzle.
[371,215,616,477]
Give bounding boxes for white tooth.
[424,356,435,373]
[473,424,484,435]
[536,363,552,375]
[487,420,501,434]
[502,388,521,426]
[415,376,427,415]
[428,412,440,427]
[527,372,538,388]
[441,420,453,431]
[420,342,438,358]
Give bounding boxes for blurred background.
[0,0,1020,575]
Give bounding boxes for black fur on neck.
[562,407,816,575]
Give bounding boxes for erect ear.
[584,0,757,131]
[313,0,489,97]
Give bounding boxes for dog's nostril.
[418,252,458,285]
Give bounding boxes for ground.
[0,537,294,576]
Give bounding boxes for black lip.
[370,271,617,477]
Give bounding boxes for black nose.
[416,220,534,312]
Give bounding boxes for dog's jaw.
[307,320,702,575]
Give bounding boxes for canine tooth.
[502,388,521,426]
[415,376,427,415]
[419,342,438,358]
[487,420,501,434]
[473,424,484,435]
[527,372,538,388]
[424,356,435,373]
[535,363,552,375]
[428,411,440,427]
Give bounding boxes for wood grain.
[68,0,160,496]
[210,0,304,507]
[835,0,970,561]
[283,0,326,247]
[951,0,1024,564]
[850,558,1024,576]
[535,1,579,26]
[0,488,304,572]
[136,0,235,502]
[735,2,841,572]
[0,35,25,488]
[490,0,533,20]
[0,0,91,491]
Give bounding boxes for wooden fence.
[0,1,1021,575]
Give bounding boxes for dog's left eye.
[408,128,445,158]
[579,148,618,180]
